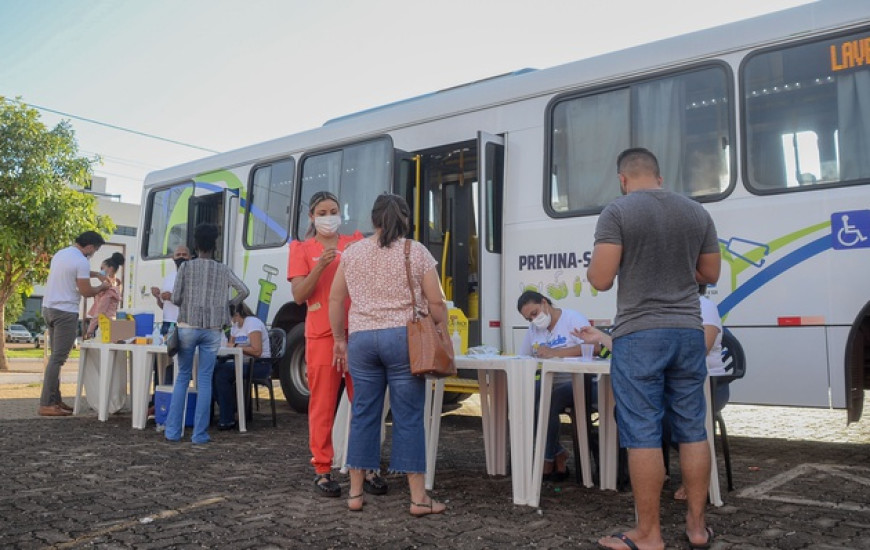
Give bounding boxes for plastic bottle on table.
[151,325,163,346]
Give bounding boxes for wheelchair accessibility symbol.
[832,210,870,250]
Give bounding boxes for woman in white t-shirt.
[214,302,271,430]
[517,290,596,481]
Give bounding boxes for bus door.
[187,188,239,269]
[404,135,504,351]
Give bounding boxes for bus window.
[484,141,503,253]
[295,138,392,239]
[781,131,822,187]
[143,182,193,259]
[549,64,732,215]
[245,158,295,248]
[743,28,870,193]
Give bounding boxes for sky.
[0,0,816,204]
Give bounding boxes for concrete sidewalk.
[0,358,79,385]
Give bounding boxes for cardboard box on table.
[98,315,136,343]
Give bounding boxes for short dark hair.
[516,290,551,312]
[617,147,660,178]
[75,231,106,248]
[371,193,410,247]
[193,223,219,253]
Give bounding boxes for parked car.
[5,324,33,344]
[33,332,80,350]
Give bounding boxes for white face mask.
[314,215,341,235]
[531,311,551,329]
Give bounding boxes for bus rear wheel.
[279,323,309,414]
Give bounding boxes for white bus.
[133,1,870,421]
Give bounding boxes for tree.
[3,292,23,328]
[0,97,114,370]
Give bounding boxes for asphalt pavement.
[1,357,869,549]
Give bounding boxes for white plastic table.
[75,341,246,432]
[529,358,722,508]
[428,356,538,505]
[74,341,132,421]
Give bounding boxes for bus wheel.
[279,324,309,413]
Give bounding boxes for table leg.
[493,371,508,476]
[234,351,246,432]
[425,377,445,491]
[506,365,535,506]
[530,370,555,508]
[131,350,152,429]
[98,348,113,422]
[705,377,723,506]
[74,347,89,415]
[571,374,593,488]
[477,370,495,475]
[599,374,617,491]
[332,389,351,472]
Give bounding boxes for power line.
[2,97,221,154]
[81,150,163,171]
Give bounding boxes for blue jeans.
[165,328,221,444]
[346,327,426,473]
[535,379,574,461]
[213,356,271,426]
[611,328,708,449]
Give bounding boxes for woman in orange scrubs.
[288,191,386,497]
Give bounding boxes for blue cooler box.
[154,384,197,427]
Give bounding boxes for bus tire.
[279,323,309,414]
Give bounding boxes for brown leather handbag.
[404,240,456,378]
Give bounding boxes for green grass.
[6,347,80,359]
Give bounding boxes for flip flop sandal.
[598,532,639,550]
[686,526,715,549]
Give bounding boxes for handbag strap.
[403,239,420,321]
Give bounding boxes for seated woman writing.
[213,302,271,430]
[517,290,598,481]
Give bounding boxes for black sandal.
[314,473,341,498]
[363,471,389,495]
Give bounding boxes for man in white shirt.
[40,231,110,417]
[150,244,191,335]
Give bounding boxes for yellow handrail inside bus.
[441,231,451,299]
[413,155,421,241]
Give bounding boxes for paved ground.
[1,359,869,549]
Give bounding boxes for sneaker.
[314,473,341,498]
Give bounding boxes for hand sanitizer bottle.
[451,317,462,356]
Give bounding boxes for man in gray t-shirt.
[589,148,720,550]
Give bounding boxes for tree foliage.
[3,293,23,327]
[0,97,114,369]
